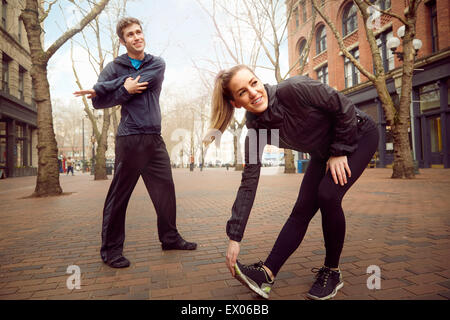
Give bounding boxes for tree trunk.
[284,149,296,173]
[391,123,415,178]
[93,118,112,180]
[391,26,416,178]
[21,0,110,196]
[95,107,112,180]
[32,63,62,196]
[233,133,243,171]
[94,145,107,179]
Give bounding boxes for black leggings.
[264,127,379,275]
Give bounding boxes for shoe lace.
[246,261,264,271]
[311,267,331,288]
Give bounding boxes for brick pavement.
[0,168,449,300]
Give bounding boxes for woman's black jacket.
[226,75,375,242]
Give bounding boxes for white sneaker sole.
[306,281,344,300]
[234,264,270,299]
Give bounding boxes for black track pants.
[264,127,379,275]
[100,134,180,262]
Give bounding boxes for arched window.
[298,39,307,66]
[316,25,326,54]
[342,3,358,36]
[371,0,391,10]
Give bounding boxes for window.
[298,39,307,67]
[317,65,328,85]
[376,30,394,72]
[316,25,327,54]
[344,48,360,88]
[2,55,10,93]
[419,82,440,113]
[1,0,7,29]
[429,117,442,153]
[370,0,391,10]
[293,6,299,28]
[301,1,307,23]
[18,18,22,43]
[0,121,6,169]
[343,3,358,36]
[428,1,438,53]
[19,67,25,100]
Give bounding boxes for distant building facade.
[287,0,450,168]
[0,0,38,178]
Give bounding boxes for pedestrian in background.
[207,64,378,300]
[66,157,74,176]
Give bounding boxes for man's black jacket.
[92,53,165,136]
[227,76,376,242]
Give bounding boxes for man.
[66,157,74,176]
[74,17,196,268]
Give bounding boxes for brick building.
[287,0,450,168]
[0,0,38,178]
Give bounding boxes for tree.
[197,0,261,171]
[70,0,129,180]
[311,0,421,178]
[20,0,110,196]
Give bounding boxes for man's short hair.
[116,17,143,40]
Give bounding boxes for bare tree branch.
[45,0,110,61]
[39,0,58,23]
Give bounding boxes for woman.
[208,65,378,300]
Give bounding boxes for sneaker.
[306,266,344,300]
[234,260,274,299]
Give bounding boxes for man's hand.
[226,240,240,277]
[326,155,351,186]
[124,75,148,94]
[73,89,96,99]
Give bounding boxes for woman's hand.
[73,89,96,99]
[226,240,240,277]
[326,155,351,186]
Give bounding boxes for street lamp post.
[386,25,423,61]
[91,133,95,175]
[82,117,85,172]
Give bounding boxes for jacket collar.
[114,52,154,68]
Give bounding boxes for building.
[287,0,450,168]
[0,0,38,178]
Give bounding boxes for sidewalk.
[0,168,449,300]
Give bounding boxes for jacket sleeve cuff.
[329,143,358,157]
[119,85,132,99]
[228,235,242,242]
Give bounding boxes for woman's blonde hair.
[209,65,256,137]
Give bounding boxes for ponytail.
[206,65,255,145]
